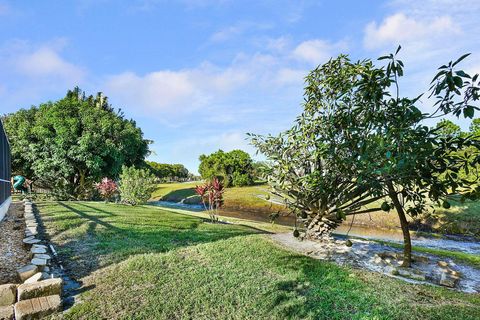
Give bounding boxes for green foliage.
[250,49,480,264]
[146,161,189,181]
[2,88,150,199]
[436,119,461,137]
[118,166,157,205]
[198,149,255,187]
[231,171,253,187]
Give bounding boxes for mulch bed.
[0,202,30,284]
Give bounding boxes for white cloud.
[275,68,306,85]
[364,13,461,50]
[104,63,250,115]
[0,39,87,111]
[293,39,347,65]
[210,25,244,42]
[15,47,85,82]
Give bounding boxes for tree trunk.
[387,182,412,267]
[304,214,341,241]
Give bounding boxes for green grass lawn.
[151,182,199,202]
[152,182,480,238]
[36,201,480,320]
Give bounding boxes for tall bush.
[118,166,157,205]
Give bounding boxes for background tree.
[2,87,150,199]
[146,161,190,182]
[251,50,480,266]
[436,119,461,137]
[198,149,255,187]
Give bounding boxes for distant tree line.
[146,161,192,182]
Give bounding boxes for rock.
[26,222,38,228]
[0,284,17,306]
[23,237,41,246]
[17,279,62,301]
[31,258,47,269]
[0,305,14,320]
[41,273,51,280]
[395,267,426,281]
[31,246,47,256]
[17,265,39,282]
[439,272,459,288]
[412,255,429,263]
[33,254,51,261]
[32,244,47,249]
[14,295,61,320]
[24,273,44,284]
[26,227,38,235]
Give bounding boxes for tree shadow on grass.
[160,187,196,202]
[268,254,381,320]
[50,202,264,280]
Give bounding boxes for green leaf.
[464,106,475,119]
[452,53,471,67]
[453,76,463,88]
[395,45,402,55]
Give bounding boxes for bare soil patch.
[0,202,30,284]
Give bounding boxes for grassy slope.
[152,183,480,237]
[152,182,287,213]
[37,202,480,320]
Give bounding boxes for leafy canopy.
[198,149,255,187]
[146,161,190,181]
[249,48,480,248]
[2,88,150,199]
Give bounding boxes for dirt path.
[0,202,30,284]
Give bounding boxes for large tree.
[251,49,480,266]
[198,149,255,187]
[3,88,150,199]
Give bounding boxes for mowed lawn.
[152,182,480,237]
[37,202,480,320]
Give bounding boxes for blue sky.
[1,0,479,173]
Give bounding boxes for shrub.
[95,177,118,202]
[195,178,224,222]
[118,166,157,205]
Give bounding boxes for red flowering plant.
[195,177,224,222]
[95,177,118,203]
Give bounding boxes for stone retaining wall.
[0,199,63,319]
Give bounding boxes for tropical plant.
[95,177,118,202]
[118,166,157,205]
[195,178,225,222]
[250,49,480,266]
